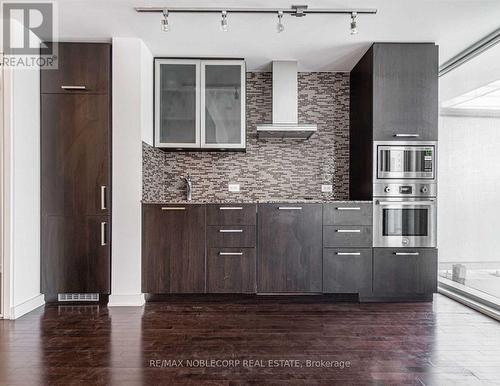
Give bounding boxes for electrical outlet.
[228,183,240,192]
[321,184,333,193]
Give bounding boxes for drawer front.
[323,226,372,247]
[207,225,256,247]
[207,248,256,293]
[207,204,256,225]
[323,248,372,294]
[323,203,372,225]
[373,248,438,295]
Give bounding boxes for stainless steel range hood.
[256,61,317,139]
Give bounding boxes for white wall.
[2,64,44,318]
[438,114,500,263]
[109,38,152,306]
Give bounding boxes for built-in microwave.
[374,141,436,181]
[373,197,437,248]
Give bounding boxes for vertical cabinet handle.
[100,222,107,246]
[100,186,107,210]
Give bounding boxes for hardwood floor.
[1,294,500,385]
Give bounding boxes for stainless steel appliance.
[374,141,436,181]
[373,193,436,248]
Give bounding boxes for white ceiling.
[56,0,500,71]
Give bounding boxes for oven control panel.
[374,183,436,197]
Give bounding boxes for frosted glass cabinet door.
[155,59,200,148]
[201,60,246,149]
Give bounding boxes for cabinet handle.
[336,207,360,211]
[219,252,243,256]
[100,222,107,246]
[335,229,361,233]
[61,85,87,90]
[394,133,420,138]
[100,186,107,210]
[278,207,302,210]
[336,252,361,256]
[219,207,243,210]
[219,229,243,233]
[394,252,420,256]
[161,207,186,210]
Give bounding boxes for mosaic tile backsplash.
[143,72,350,202]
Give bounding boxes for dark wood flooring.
[1,294,500,385]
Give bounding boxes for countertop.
[142,199,373,204]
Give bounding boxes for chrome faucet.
[183,174,192,201]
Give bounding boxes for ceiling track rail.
[439,27,500,77]
[135,6,377,16]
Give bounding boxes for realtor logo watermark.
[1,1,58,68]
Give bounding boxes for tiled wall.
[143,72,350,202]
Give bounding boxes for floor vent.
[58,293,99,302]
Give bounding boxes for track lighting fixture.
[221,11,228,32]
[277,11,284,33]
[136,6,377,35]
[161,9,169,32]
[350,12,358,35]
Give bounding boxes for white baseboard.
[10,294,45,319]
[108,293,145,307]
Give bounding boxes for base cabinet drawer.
[207,248,256,293]
[207,225,256,247]
[373,248,438,295]
[323,249,372,294]
[323,203,372,226]
[323,226,372,247]
[207,204,256,225]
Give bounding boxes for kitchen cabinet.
[373,248,438,296]
[142,204,206,293]
[207,248,256,293]
[41,42,110,94]
[154,58,246,150]
[257,204,322,293]
[41,42,111,296]
[349,43,438,200]
[323,249,372,294]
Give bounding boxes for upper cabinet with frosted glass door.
[154,58,246,150]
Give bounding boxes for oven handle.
[376,201,435,206]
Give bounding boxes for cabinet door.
[41,215,110,294]
[201,60,246,149]
[142,204,206,293]
[372,43,438,141]
[155,59,200,148]
[207,248,256,293]
[323,249,372,294]
[41,94,110,216]
[41,42,110,94]
[373,248,438,295]
[257,204,322,293]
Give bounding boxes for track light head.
[220,10,228,32]
[161,9,169,32]
[277,11,284,33]
[350,11,358,35]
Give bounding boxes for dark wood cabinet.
[206,226,256,248]
[257,204,322,293]
[323,249,372,294]
[372,44,438,141]
[349,43,438,200]
[41,43,111,296]
[41,94,110,216]
[207,248,256,293]
[206,204,256,226]
[373,248,438,296]
[323,226,372,248]
[142,204,206,294]
[41,215,110,294]
[41,43,110,94]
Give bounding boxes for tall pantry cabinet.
[41,43,111,297]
